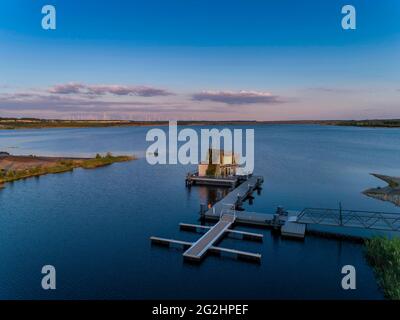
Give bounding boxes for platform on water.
[185,172,240,187]
[151,174,265,263]
[281,222,306,238]
[179,223,263,241]
[151,173,400,264]
[150,236,261,262]
[183,214,235,261]
[201,175,264,213]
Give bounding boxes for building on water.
[198,148,239,177]
[186,148,243,188]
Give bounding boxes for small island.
[363,173,400,207]
[0,152,135,189]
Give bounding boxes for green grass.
[0,153,135,187]
[79,153,134,169]
[365,237,400,299]
[0,118,167,129]
[2,117,400,129]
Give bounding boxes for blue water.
[1,124,400,299]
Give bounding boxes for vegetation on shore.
[0,118,273,129]
[0,118,167,129]
[332,119,400,128]
[0,153,135,188]
[365,237,400,300]
[363,174,400,207]
[2,117,400,130]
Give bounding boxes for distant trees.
[95,152,113,160]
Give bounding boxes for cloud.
[0,86,285,119]
[192,90,282,105]
[0,92,226,115]
[0,92,163,111]
[48,82,174,97]
[48,83,84,94]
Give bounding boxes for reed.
[365,236,400,300]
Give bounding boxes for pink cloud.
[48,82,173,97]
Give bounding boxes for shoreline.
[365,237,400,300]
[0,153,135,189]
[1,118,400,130]
[363,174,400,207]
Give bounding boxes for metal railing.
[297,207,400,232]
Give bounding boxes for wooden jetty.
[150,236,261,262]
[151,174,265,263]
[197,175,305,238]
[185,172,239,187]
[281,222,306,239]
[200,175,264,214]
[179,223,263,241]
[202,209,305,238]
[183,214,236,261]
[151,173,400,264]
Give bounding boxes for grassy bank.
[2,117,400,129]
[0,118,167,129]
[365,237,400,299]
[0,118,273,129]
[333,119,400,128]
[0,153,135,187]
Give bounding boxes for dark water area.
[1,124,400,299]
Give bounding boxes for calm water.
[1,124,400,299]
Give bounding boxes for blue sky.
[0,0,399,120]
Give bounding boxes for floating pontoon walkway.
[151,173,400,264]
[150,236,261,262]
[202,175,264,216]
[183,214,235,261]
[186,173,239,187]
[202,206,400,237]
[151,175,265,263]
[179,223,263,241]
[281,221,306,239]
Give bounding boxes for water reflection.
[364,191,400,207]
[196,186,230,208]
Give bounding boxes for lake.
[1,124,400,299]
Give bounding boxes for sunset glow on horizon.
[0,0,399,120]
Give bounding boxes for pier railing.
[297,208,400,232]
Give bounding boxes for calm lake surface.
[1,124,400,299]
